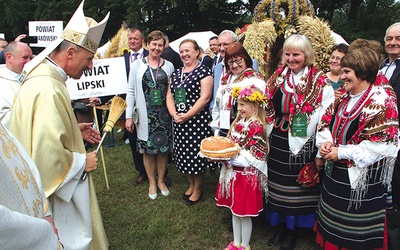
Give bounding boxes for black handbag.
[73,101,91,113]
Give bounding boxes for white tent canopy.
[169,31,218,53]
[331,32,348,45]
[96,41,111,58]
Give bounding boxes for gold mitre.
[61,0,109,53]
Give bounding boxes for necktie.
[131,52,139,62]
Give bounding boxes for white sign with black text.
[66,57,127,100]
[28,21,63,47]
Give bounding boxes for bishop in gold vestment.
[9,1,109,248]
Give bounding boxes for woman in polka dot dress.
[166,39,215,205]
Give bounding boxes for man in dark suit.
[380,22,400,250]
[209,36,221,70]
[124,28,149,185]
[161,33,182,70]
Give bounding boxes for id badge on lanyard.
[220,110,231,129]
[324,161,334,177]
[175,88,187,112]
[291,113,307,136]
[289,74,308,137]
[150,89,162,106]
[220,93,232,130]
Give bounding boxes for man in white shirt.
[0,41,32,127]
[209,30,238,111]
[123,28,149,185]
[380,22,400,250]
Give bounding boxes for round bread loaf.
[200,136,240,159]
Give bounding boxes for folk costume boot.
[279,229,297,250]
[268,224,287,247]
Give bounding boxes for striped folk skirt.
[266,122,321,229]
[315,161,387,249]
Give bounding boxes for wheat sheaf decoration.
[296,16,335,72]
[253,0,314,36]
[237,20,277,77]
[239,0,334,77]
[104,27,129,58]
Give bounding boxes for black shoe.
[133,175,147,186]
[279,229,297,250]
[182,193,191,201]
[185,193,202,206]
[268,224,287,247]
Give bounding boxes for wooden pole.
[93,106,110,189]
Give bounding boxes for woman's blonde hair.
[282,34,315,66]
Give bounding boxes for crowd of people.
[0,0,399,248]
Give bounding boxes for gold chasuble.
[9,61,108,250]
[11,62,85,195]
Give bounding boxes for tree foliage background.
[0,0,399,51]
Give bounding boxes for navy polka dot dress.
[170,64,214,174]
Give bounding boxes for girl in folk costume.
[315,48,399,249]
[215,79,269,250]
[264,34,334,250]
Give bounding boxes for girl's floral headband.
[232,85,268,107]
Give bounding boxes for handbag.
[73,101,91,113]
[132,106,139,123]
[297,162,320,188]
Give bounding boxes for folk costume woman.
[211,42,262,137]
[315,48,398,249]
[264,34,334,250]
[215,80,269,250]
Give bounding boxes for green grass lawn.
[91,129,320,250]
